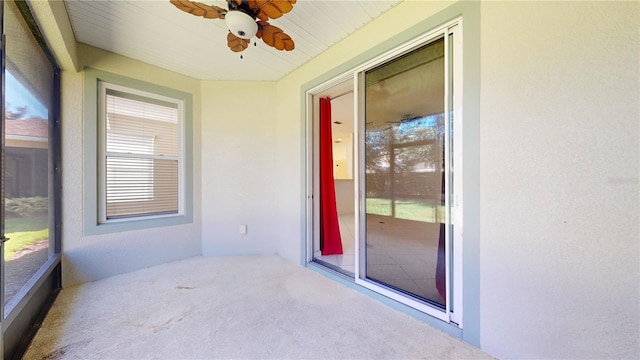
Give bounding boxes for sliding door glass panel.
[3,0,55,310]
[364,38,445,307]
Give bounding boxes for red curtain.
[319,97,343,255]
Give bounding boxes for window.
[84,69,193,234]
[98,83,183,222]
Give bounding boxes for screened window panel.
[3,0,57,312]
[103,88,180,220]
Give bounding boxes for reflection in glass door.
[363,37,449,308]
[1,1,61,358]
[3,0,55,312]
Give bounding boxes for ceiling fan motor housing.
[225,10,258,39]
[225,1,259,39]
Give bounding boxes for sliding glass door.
[362,37,447,307]
[307,20,462,325]
[1,1,61,357]
[356,24,462,323]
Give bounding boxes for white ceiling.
[64,0,401,81]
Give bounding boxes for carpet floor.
[24,255,492,359]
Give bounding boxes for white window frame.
[97,81,185,224]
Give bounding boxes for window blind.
[104,88,180,219]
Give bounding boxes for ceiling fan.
[386,114,421,124]
[170,0,296,54]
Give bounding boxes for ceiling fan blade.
[257,21,294,51]
[249,0,296,22]
[227,32,250,52]
[170,0,227,19]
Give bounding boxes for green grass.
[5,216,48,233]
[366,198,446,223]
[4,216,49,261]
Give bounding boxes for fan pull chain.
[239,41,258,59]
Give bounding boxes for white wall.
[479,2,639,358]
[61,45,203,286]
[274,1,639,358]
[200,81,280,256]
[335,180,355,215]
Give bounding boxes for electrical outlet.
[240,224,247,235]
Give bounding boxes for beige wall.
[60,45,203,286]
[479,2,638,358]
[200,81,280,256]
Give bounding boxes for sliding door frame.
[352,19,463,325]
[306,18,463,326]
[0,3,5,354]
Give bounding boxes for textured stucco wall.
[200,81,280,256]
[479,2,639,358]
[60,45,203,286]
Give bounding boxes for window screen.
[102,86,181,220]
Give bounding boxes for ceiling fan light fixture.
[225,10,257,39]
[171,0,296,53]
